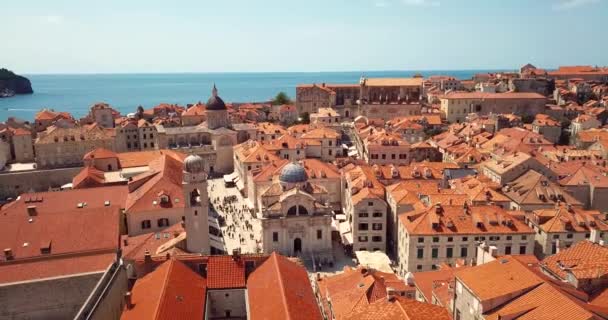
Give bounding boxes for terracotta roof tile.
[0,253,116,284]
[206,255,246,289]
[455,256,544,302]
[541,240,608,282]
[83,147,118,160]
[400,204,533,236]
[121,259,207,320]
[125,155,185,213]
[247,252,322,320]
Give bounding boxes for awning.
[339,221,353,245]
[223,172,239,183]
[335,214,347,221]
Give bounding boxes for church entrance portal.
[293,238,302,255]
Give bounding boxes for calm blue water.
[0,70,503,121]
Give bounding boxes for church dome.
[184,154,205,173]
[206,84,226,111]
[279,162,307,183]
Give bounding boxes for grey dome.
[184,154,205,173]
[206,84,226,111]
[280,162,307,183]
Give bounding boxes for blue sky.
[2,0,607,74]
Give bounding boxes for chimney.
[124,292,133,309]
[386,287,397,302]
[144,249,152,263]
[4,248,13,261]
[27,205,37,216]
[590,229,601,244]
[232,248,241,261]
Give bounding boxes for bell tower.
[182,154,210,254]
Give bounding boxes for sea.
[0,70,505,121]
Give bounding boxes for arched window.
[287,205,308,216]
[190,189,200,206]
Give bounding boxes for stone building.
[315,266,451,320]
[525,204,608,257]
[115,119,160,152]
[296,77,423,120]
[155,86,238,174]
[258,162,333,262]
[397,204,535,273]
[452,255,599,320]
[310,107,341,128]
[299,127,343,161]
[233,140,282,195]
[34,109,75,132]
[481,153,554,186]
[0,186,126,319]
[89,102,116,128]
[361,131,411,166]
[247,159,342,212]
[508,77,554,96]
[559,164,608,211]
[180,102,206,126]
[501,170,581,211]
[122,253,322,320]
[0,126,34,163]
[439,92,546,123]
[182,154,211,254]
[531,114,562,143]
[342,165,388,253]
[35,125,116,168]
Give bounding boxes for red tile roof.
[343,296,451,320]
[442,92,546,100]
[125,155,185,213]
[541,240,608,282]
[400,204,532,236]
[247,252,322,320]
[83,147,118,160]
[121,223,185,261]
[317,266,450,320]
[121,258,207,320]
[206,255,247,289]
[117,149,186,169]
[72,165,108,188]
[0,253,116,284]
[0,185,128,216]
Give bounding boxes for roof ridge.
[154,259,174,320]
[271,253,292,320]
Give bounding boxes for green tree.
[272,91,292,105]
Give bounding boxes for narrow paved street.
[208,178,262,254]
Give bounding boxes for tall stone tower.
[206,84,229,130]
[182,154,210,254]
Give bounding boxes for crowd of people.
[209,181,260,253]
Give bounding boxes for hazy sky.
[2,0,607,74]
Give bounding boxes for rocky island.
[0,68,33,98]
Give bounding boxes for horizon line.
[21,67,523,76]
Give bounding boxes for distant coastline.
[0,68,33,99]
[0,69,503,121]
